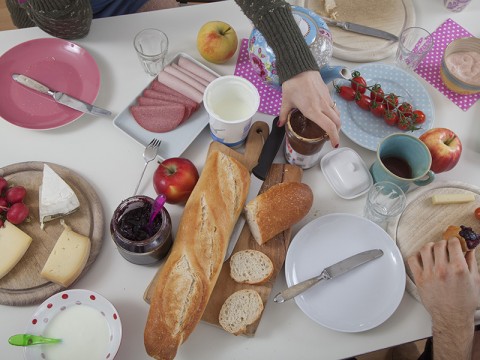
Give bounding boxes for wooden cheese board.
[0,162,104,306]
[144,121,304,336]
[392,181,480,302]
[304,0,415,62]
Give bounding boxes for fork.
[133,138,161,196]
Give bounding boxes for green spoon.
[8,334,62,346]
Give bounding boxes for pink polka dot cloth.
[234,38,282,116]
[415,18,480,111]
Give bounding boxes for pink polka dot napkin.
[234,38,282,116]
[415,18,480,111]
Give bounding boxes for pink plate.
[0,38,100,130]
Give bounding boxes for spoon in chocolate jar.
[146,194,167,235]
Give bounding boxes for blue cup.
[370,133,435,192]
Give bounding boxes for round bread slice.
[219,289,264,335]
[229,250,273,284]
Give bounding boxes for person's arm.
[408,239,480,360]
[234,0,341,147]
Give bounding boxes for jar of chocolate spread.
[284,109,329,169]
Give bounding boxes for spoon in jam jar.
[146,194,167,235]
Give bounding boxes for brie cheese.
[39,164,80,228]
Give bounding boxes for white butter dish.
[320,147,373,199]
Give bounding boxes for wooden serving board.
[304,0,415,62]
[0,162,104,306]
[392,181,480,302]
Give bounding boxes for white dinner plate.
[333,63,434,151]
[113,52,220,159]
[285,213,406,332]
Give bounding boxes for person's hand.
[279,70,341,148]
[408,239,480,323]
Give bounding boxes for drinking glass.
[134,29,169,76]
[364,181,406,229]
[395,27,433,71]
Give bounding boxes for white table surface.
[1,1,479,359]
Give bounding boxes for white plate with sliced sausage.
[113,52,220,159]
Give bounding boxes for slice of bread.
[219,289,264,335]
[229,250,273,285]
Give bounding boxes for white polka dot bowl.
[248,5,334,89]
[24,289,122,360]
[440,37,480,95]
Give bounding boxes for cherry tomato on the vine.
[369,84,384,103]
[370,101,386,118]
[351,71,367,94]
[412,110,426,124]
[383,110,399,126]
[336,85,356,101]
[355,94,372,111]
[384,93,399,111]
[397,116,418,131]
[398,102,413,117]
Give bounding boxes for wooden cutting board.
[0,162,104,306]
[392,181,480,302]
[144,122,304,336]
[304,0,415,62]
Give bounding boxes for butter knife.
[12,74,111,117]
[323,18,398,42]
[274,249,384,303]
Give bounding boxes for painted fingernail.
[335,144,339,148]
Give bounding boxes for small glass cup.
[363,181,406,229]
[395,27,433,71]
[134,28,169,76]
[110,195,173,265]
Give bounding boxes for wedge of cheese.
[39,164,80,229]
[431,193,476,205]
[0,221,32,280]
[41,221,90,287]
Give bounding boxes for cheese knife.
[323,18,399,42]
[12,74,112,117]
[273,249,384,303]
[224,117,285,261]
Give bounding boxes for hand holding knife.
[12,74,112,117]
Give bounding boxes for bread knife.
[273,249,384,303]
[224,117,285,261]
[323,18,399,42]
[12,74,112,117]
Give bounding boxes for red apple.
[153,157,199,204]
[197,21,238,64]
[419,128,462,173]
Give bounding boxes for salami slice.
[177,56,218,83]
[143,89,198,112]
[137,96,193,119]
[130,104,186,133]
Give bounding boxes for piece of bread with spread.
[442,225,480,252]
[144,150,250,360]
[244,182,313,245]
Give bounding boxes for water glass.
[134,29,169,76]
[395,27,433,71]
[364,181,406,229]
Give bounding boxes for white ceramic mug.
[203,75,260,148]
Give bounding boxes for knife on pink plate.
[12,74,112,117]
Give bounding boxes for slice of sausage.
[143,89,198,112]
[171,63,210,87]
[177,56,218,83]
[164,65,206,93]
[156,71,203,103]
[137,96,193,119]
[130,105,186,133]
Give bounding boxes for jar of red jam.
[284,109,329,169]
[110,195,172,265]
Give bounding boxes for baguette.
[144,150,250,360]
[245,182,313,245]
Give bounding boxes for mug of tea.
[370,133,435,192]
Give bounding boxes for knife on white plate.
[224,117,285,261]
[323,18,399,42]
[273,249,384,303]
[12,74,112,117]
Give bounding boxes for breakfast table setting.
[1,0,480,359]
